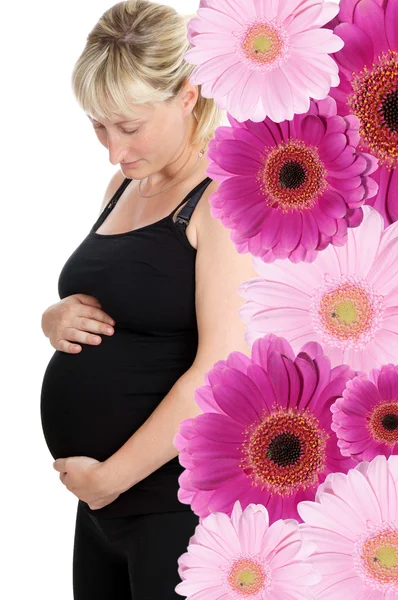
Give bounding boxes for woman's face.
[87,85,198,180]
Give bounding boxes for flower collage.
[173,0,398,598]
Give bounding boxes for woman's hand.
[53,456,121,510]
[41,293,116,354]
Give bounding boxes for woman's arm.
[100,183,259,496]
[101,366,211,495]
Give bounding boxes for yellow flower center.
[221,555,271,595]
[238,569,256,586]
[376,546,398,569]
[235,18,289,71]
[333,300,358,324]
[312,275,385,350]
[358,529,398,589]
[253,35,272,54]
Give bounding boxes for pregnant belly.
[40,329,197,460]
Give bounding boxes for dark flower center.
[279,161,307,189]
[381,413,398,431]
[266,432,302,467]
[259,140,327,213]
[368,402,398,445]
[380,88,398,133]
[348,50,398,168]
[242,408,328,495]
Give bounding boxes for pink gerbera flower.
[298,455,398,599]
[238,206,398,372]
[175,500,320,599]
[174,334,355,524]
[331,364,398,461]
[328,0,398,225]
[206,96,378,263]
[184,0,344,123]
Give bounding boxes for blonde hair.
[71,0,226,147]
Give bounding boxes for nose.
[107,136,131,166]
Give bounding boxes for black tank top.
[40,176,213,517]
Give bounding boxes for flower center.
[311,275,384,350]
[279,161,307,189]
[348,50,398,169]
[382,414,398,431]
[253,34,272,54]
[376,545,398,569]
[257,140,328,213]
[381,89,398,133]
[266,432,302,467]
[220,554,271,596]
[333,300,357,324]
[235,18,289,71]
[368,402,398,445]
[240,408,328,496]
[354,524,398,591]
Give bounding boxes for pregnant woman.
[40,1,256,598]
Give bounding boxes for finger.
[53,458,66,471]
[74,294,103,307]
[82,306,116,327]
[56,339,82,354]
[78,313,115,335]
[62,326,103,347]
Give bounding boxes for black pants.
[72,500,200,599]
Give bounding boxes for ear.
[179,78,199,116]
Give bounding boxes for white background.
[1,0,339,597]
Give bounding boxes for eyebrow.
[86,114,141,124]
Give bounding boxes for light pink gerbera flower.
[206,97,378,263]
[328,0,398,226]
[184,0,344,123]
[174,334,355,524]
[175,500,320,599]
[331,364,398,461]
[298,455,398,599]
[238,206,398,372]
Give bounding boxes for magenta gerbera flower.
[331,364,398,461]
[329,0,398,226]
[238,206,398,372]
[298,455,398,599]
[174,334,355,524]
[184,0,344,123]
[175,500,320,599]
[206,96,378,263]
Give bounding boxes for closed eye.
[93,125,140,135]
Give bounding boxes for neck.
[145,118,205,189]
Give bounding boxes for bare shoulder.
[189,178,259,371]
[99,169,127,214]
[194,179,256,280]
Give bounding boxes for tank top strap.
[106,177,132,211]
[92,176,212,234]
[108,176,211,216]
[91,177,132,232]
[169,177,213,230]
